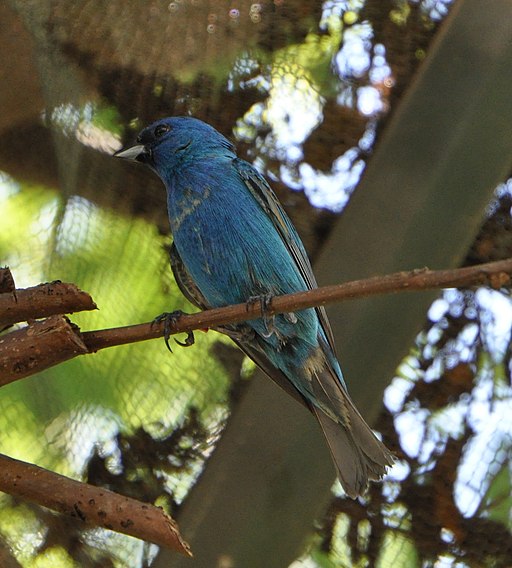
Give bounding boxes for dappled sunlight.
[47,102,123,154]
[0,503,47,563]
[234,4,394,213]
[375,280,512,564]
[44,405,121,477]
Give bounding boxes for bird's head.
[114,117,235,178]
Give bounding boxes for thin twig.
[0,453,192,556]
[0,259,510,554]
[82,258,512,352]
[0,259,510,386]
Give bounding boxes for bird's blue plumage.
[115,116,393,497]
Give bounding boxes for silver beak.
[113,144,146,160]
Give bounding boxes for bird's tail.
[311,376,394,499]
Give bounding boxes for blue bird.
[115,117,393,497]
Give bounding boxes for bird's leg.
[152,310,195,353]
[246,293,275,338]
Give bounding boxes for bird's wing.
[169,242,209,310]
[234,158,337,354]
[169,241,310,410]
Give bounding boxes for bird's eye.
[154,124,170,139]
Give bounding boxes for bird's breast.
[170,184,211,232]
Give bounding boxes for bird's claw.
[174,330,195,348]
[152,310,195,353]
[246,293,273,312]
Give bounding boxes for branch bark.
[0,453,192,557]
[82,257,512,352]
[0,280,97,328]
[0,315,88,385]
[0,536,22,568]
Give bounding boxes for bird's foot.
[152,310,195,353]
[246,293,275,338]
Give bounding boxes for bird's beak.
[113,144,147,161]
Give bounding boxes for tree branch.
[0,453,192,557]
[0,280,97,328]
[0,536,22,568]
[0,315,89,386]
[1,259,511,386]
[82,258,512,352]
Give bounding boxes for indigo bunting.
[115,117,393,497]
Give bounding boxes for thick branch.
[0,315,88,386]
[83,258,512,352]
[0,280,97,328]
[0,453,192,557]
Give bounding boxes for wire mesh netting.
[1,0,511,566]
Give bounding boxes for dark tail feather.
[312,401,394,499]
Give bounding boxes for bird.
[114,116,394,498]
